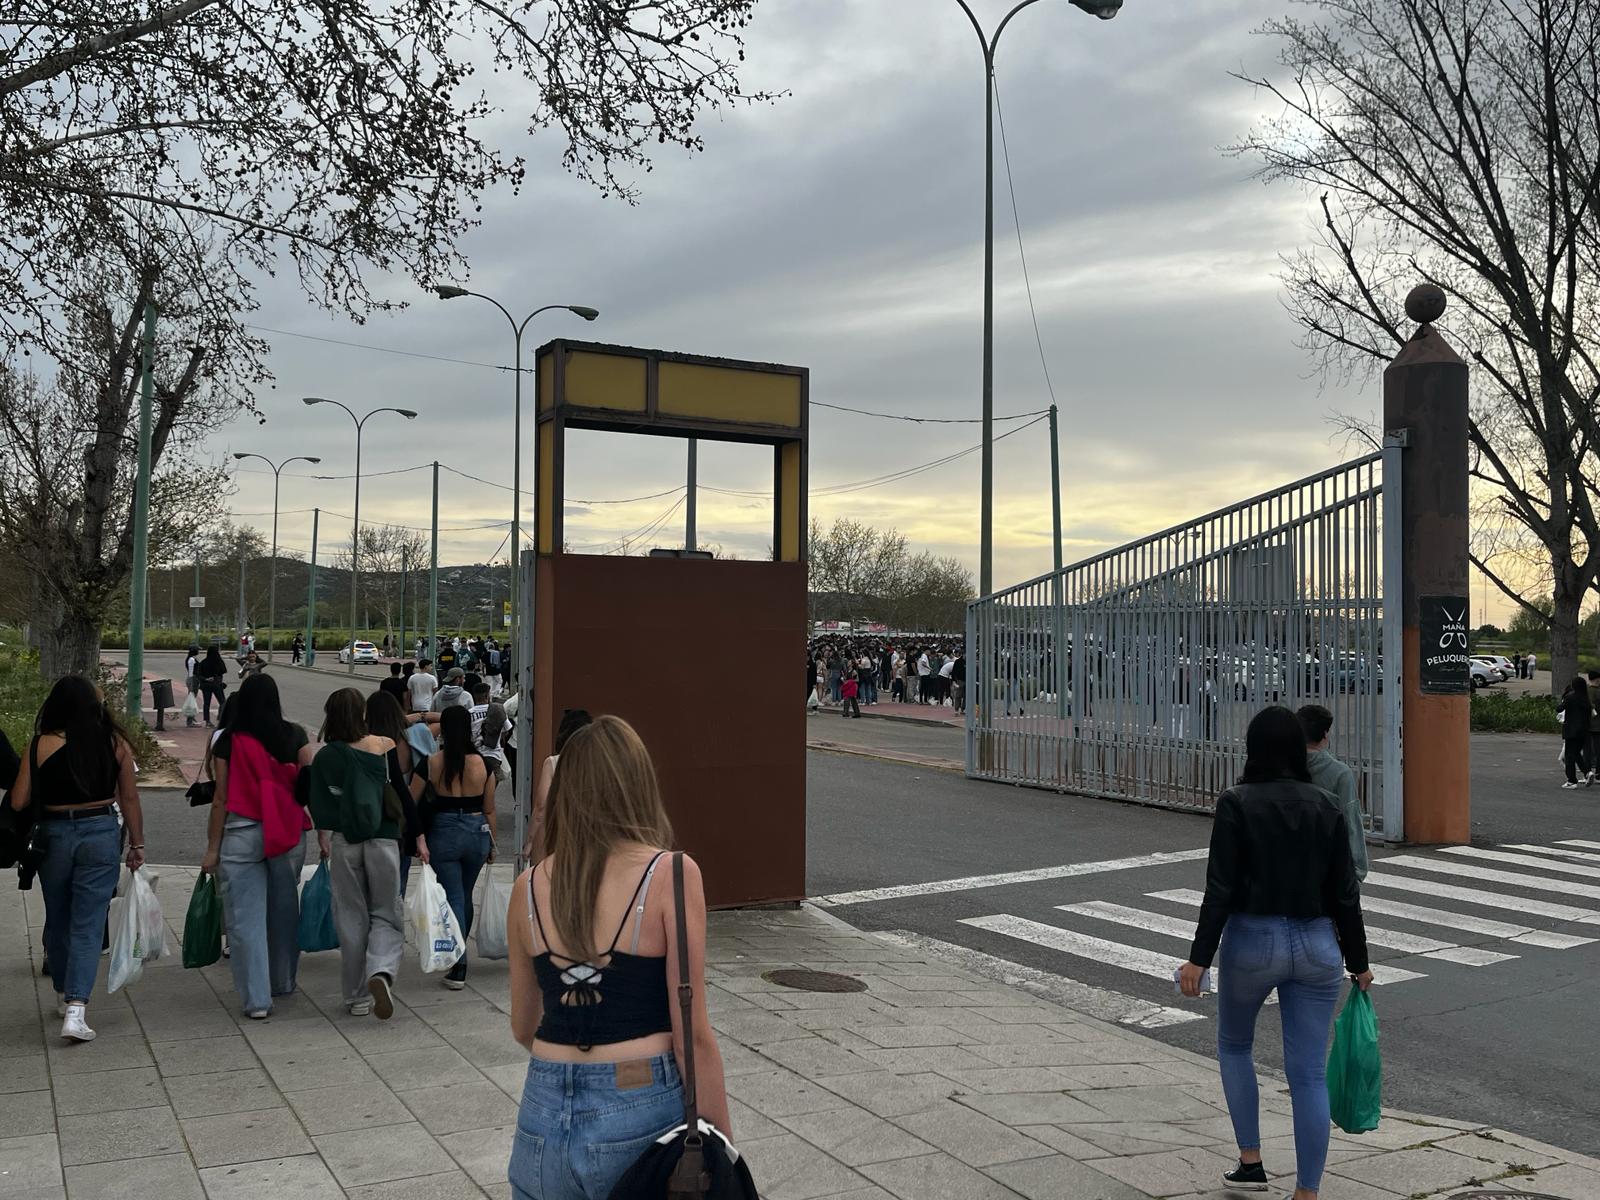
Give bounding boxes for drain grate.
[762,969,868,993]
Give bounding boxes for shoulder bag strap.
[673,851,700,1132]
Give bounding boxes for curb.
[806,738,962,774]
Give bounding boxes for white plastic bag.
[475,865,510,960]
[135,867,168,963]
[181,691,200,719]
[406,864,465,973]
[107,869,145,992]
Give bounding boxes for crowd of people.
[1,669,733,1200]
[806,637,967,715]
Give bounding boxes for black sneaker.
[1222,1160,1269,1191]
[443,960,467,991]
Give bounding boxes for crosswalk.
[954,840,1598,1023]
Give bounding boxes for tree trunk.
[39,603,103,679]
[1551,578,1583,697]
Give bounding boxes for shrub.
[1471,691,1560,733]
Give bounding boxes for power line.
[812,400,1047,424]
[992,74,1061,412]
[246,324,519,373]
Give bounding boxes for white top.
[939,659,955,678]
[917,654,931,676]
[407,671,438,711]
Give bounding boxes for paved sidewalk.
[4,870,1597,1200]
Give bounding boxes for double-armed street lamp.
[951,0,1122,597]
[302,398,417,673]
[431,287,598,654]
[232,452,321,663]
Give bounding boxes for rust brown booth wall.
[532,339,810,907]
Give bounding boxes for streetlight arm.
[515,303,577,340]
[305,396,360,427]
[992,0,1052,52]
[950,0,990,57]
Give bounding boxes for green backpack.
[308,743,388,843]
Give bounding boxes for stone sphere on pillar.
[1405,284,1447,325]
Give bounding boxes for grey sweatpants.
[329,834,405,1005]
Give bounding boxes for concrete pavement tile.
[314,1121,451,1187]
[197,1154,343,1200]
[165,1066,284,1118]
[339,1011,449,1054]
[737,1132,871,1200]
[955,1091,1105,1126]
[366,1045,486,1091]
[815,1071,958,1119]
[480,1061,528,1100]
[436,1124,514,1186]
[892,1101,1054,1167]
[0,1091,54,1137]
[45,1037,153,1075]
[729,1097,788,1141]
[759,1034,879,1079]
[951,1023,1078,1047]
[1012,1124,1109,1160]
[237,1016,349,1053]
[854,1046,994,1075]
[150,1033,258,1078]
[1176,1113,1295,1144]
[985,1153,1153,1200]
[937,1066,1089,1095]
[961,1006,1071,1025]
[181,1107,314,1168]
[259,1046,381,1091]
[812,1189,895,1200]
[1065,1121,1219,1157]
[398,1080,519,1136]
[964,1042,1124,1069]
[344,1170,488,1199]
[285,1081,412,1134]
[0,1055,48,1093]
[1431,1130,1565,1170]
[777,1107,935,1167]
[1332,1145,1512,1194]
[438,1029,531,1070]
[713,1009,817,1046]
[877,973,991,992]
[1082,1145,1236,1196]
[727,1068,857,1118]
[715,1039,774,1077]
[1050,1063,1183,1090]
[134,1005,243,1043]
[63,1151,204,1199]
[1503,1162,1600,1198]
[1075,1085,1222,1123]
[854,1025,964,1049]
[51,1066,166,1116]
[1321,1116,1445,1150]
[56,1106,184,1166]
[861,1151,1023,1199]
[0,1132,62,1190]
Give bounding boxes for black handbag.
[607,853,758,1200]
[187,779,216,808]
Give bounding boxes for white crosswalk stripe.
[1558,839,1600,850]
[1504,844,1600,866]
[1364,870,1600,924]
[1437,846,1600,880]
[1346,894,1593,951]
[1142,890,1517,966]
[1383,854,1600,901]
[960,914,1190,981]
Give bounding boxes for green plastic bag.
[1327,986,1381,1133]
[297,860,339,952]
[181,872,223,969]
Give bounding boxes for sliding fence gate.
[967,449,1403,841]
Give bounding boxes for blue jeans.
[862,676,877,704]
[509,1054,684,1200]
[1216,914,1346,1193]
[219,817,305,1013]
[37,813,121,1003]
[428,810,490,969]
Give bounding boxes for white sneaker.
[1562,781,1580,789]
[347,998,373,1016]
[368,974,394,1020]
[61,1003,95,1042]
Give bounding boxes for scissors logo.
[1439,605,1468,650]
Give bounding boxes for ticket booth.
[532,340,808,907]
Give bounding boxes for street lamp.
[952,0,1122,597]
[432,289,598,640]
[302,398,418,673]
[232,452,321,663]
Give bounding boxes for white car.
[1479,654,1516,678]
[1471,656,1508,682]
[339,640,379,664]
[1470,660,1501,689]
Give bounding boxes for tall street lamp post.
[952,0,1122,597]
[233,452,321,663]
[303,399,417,673]
[431,289,597,664]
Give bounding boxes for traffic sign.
[189,596,206,609]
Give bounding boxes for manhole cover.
[1452,1192,1561,1199]
[761,969,867,993]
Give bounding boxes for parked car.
[1470,659,1501,689]
[1479,654,1516,679]
[338,640,379,664]
[1471,656,1508,682]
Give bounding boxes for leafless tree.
[807,517,972,633]
[332,523,430,640]
[1236,0,1600,691]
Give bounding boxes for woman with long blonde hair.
[506,715,730,1200]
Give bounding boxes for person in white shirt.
[938,653,956,707]
[407,659,439,712]
[917,651,932,705]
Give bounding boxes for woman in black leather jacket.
[1178,706,1373,1200]
[1559,675,1592,787]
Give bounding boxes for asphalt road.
[805,728,1600,1158]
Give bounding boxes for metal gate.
[967,449,1403,840]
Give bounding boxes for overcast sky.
[217,0,1467,612]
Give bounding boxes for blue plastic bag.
[297,860,339,952]
[1327,986,1381,1133]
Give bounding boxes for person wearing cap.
[431,667,473,712]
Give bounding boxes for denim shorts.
[509,1053,684,1200]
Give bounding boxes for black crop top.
[528,852,673,1051]
[33,740,116,808]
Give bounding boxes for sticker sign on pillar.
[1419,595,1471,694]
